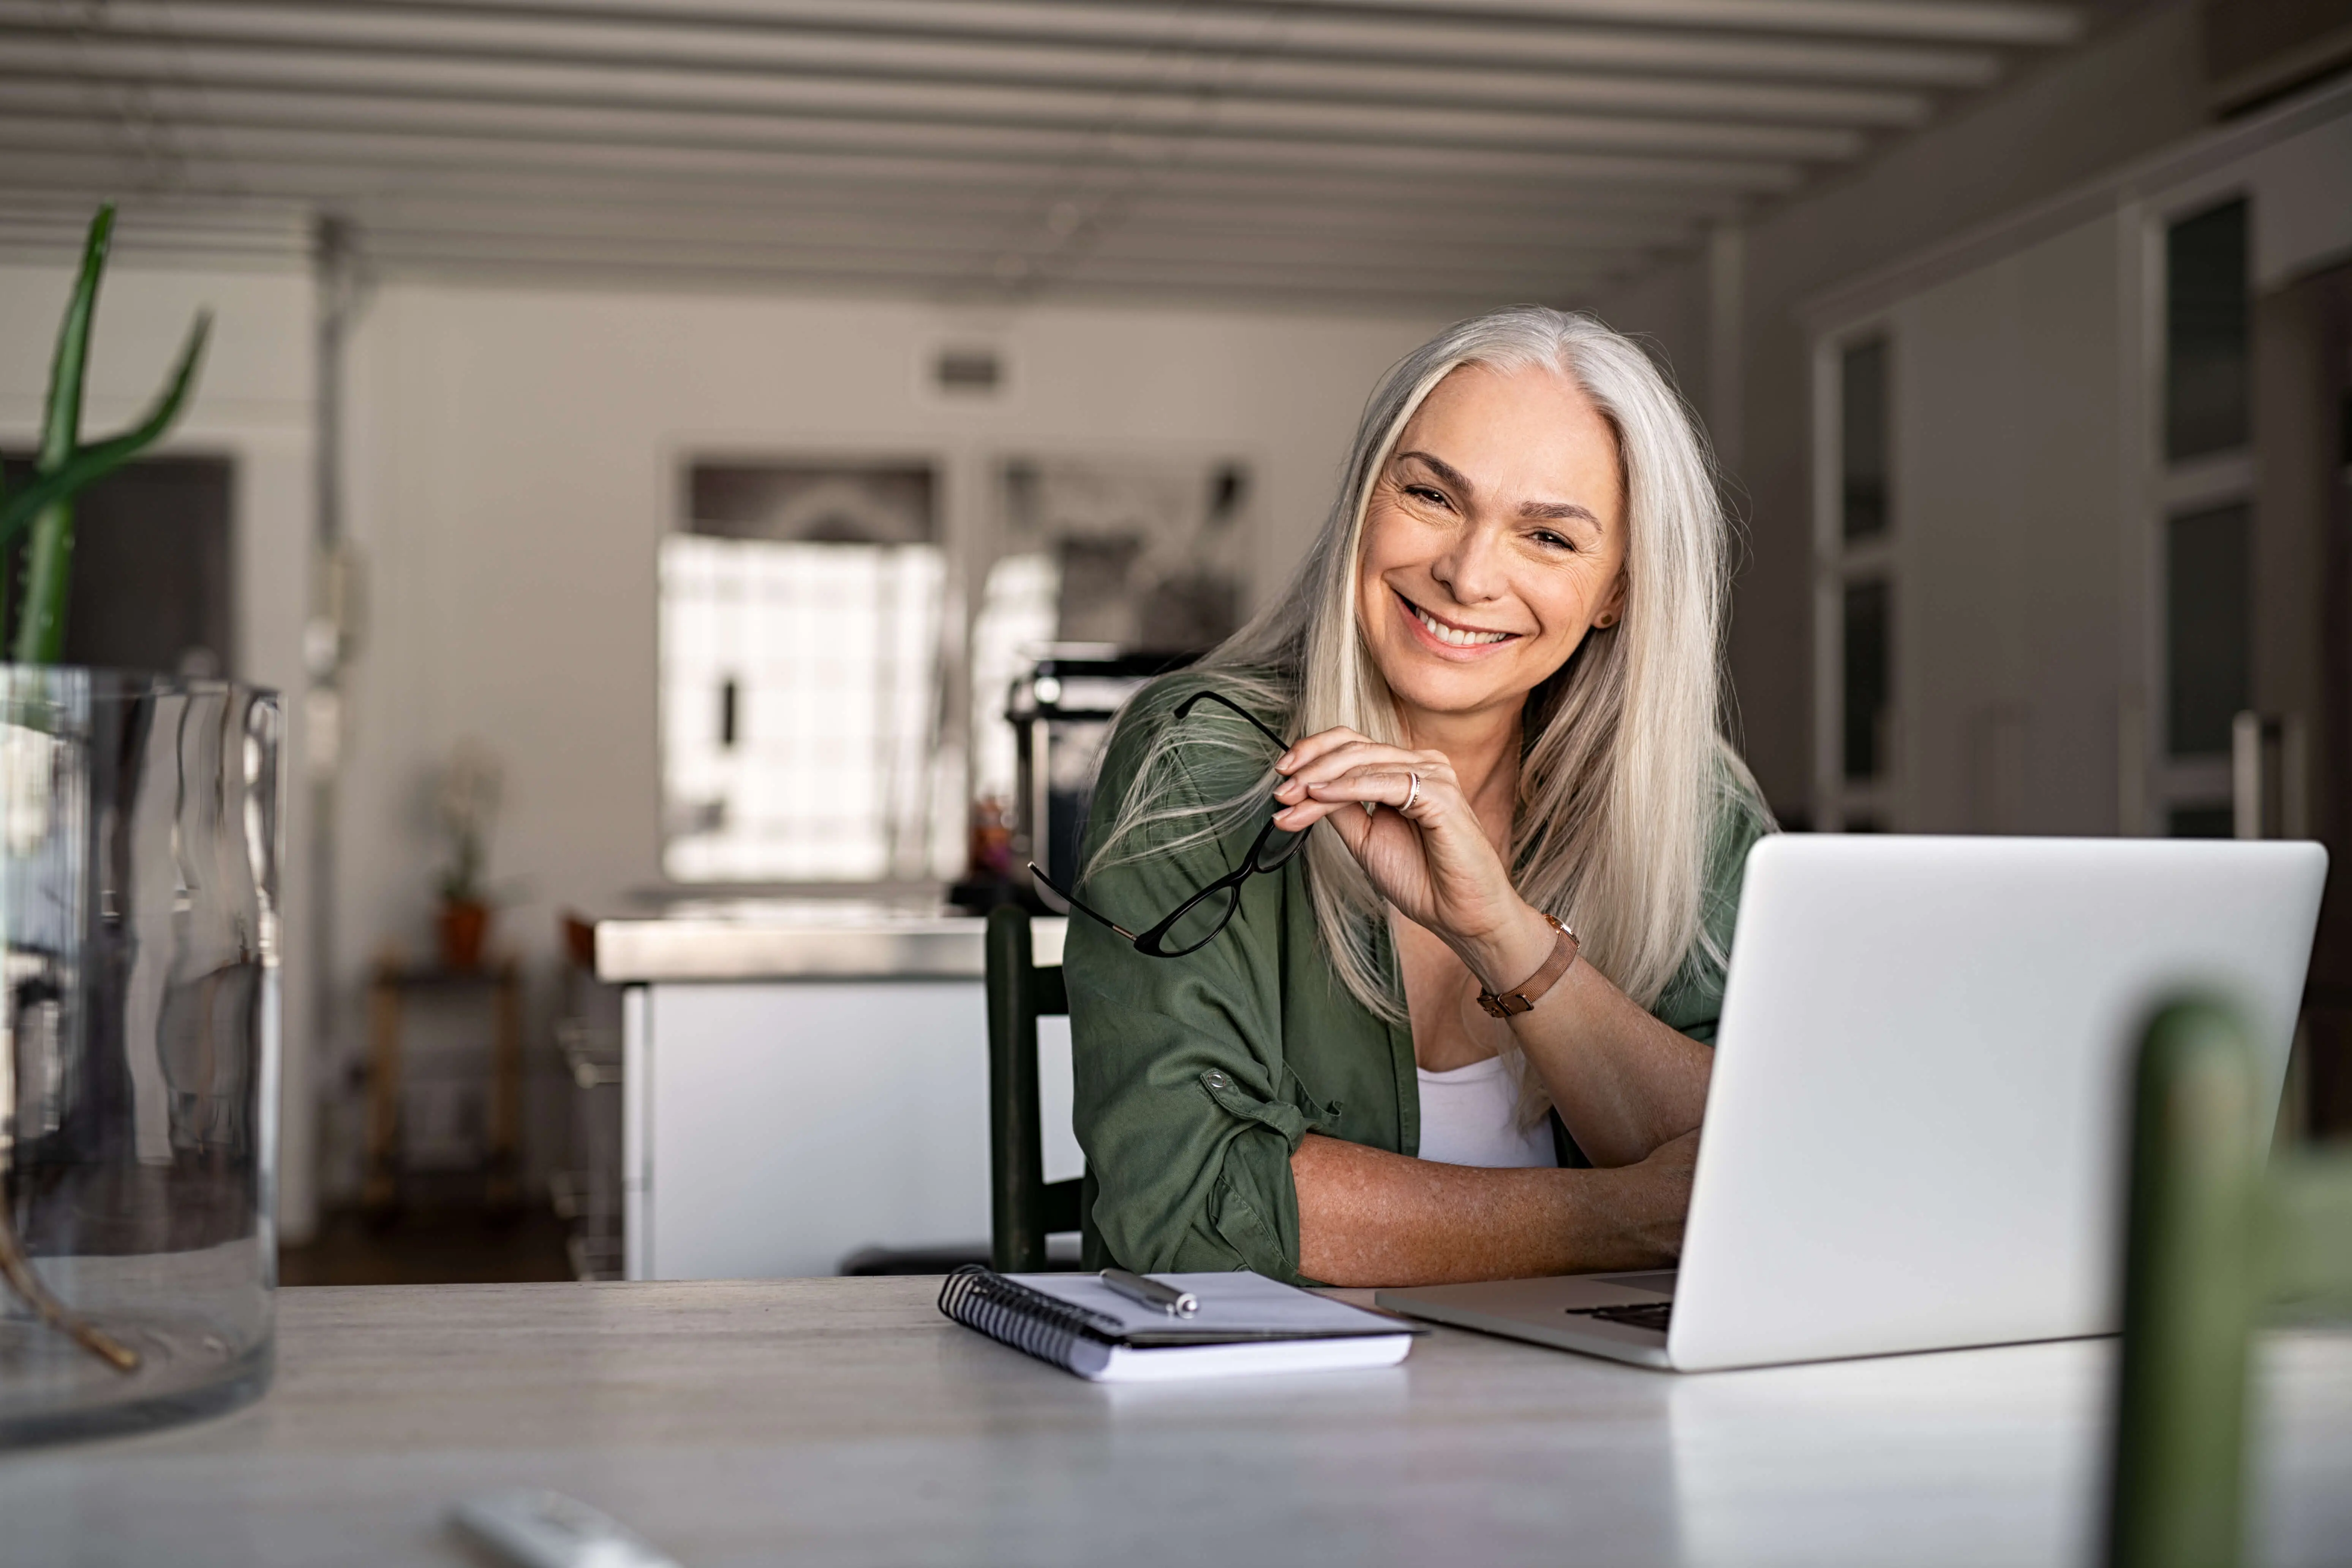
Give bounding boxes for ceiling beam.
[339,212,1627,280]
[1255,0,2082,45]
[347,226,1606,305]
[0,131,1761,232]
[0,180,1660,284]
[0,201,310,260]
[0,144,1729,237]
[274,193,1685,261]
[0,164,1674,275]
[0,177,1659,270]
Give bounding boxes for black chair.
[985,905,1088,1271]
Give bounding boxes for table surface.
[5,1277,2348,1568]
[596,907,1067,982]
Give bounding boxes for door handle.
[2230,711,2308,839]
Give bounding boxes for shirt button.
[1202,1070,1231,1091]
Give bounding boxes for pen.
[1101,1268,1199,1317]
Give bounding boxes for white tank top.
[1415,1055,1557,1169]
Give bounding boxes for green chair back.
[985,906,1087,1272]
[2107,999,2352,1568]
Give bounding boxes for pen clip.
[1101,1267,1200,1317]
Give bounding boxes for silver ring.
[1402,771,1420,814]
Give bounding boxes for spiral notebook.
[937,1266,1424,1383]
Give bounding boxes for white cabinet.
[1803,87,2352,838]
[607,914,1074,1281]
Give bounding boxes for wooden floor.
[280,1206,573,1287]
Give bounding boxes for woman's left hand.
[1271,727,1538,974]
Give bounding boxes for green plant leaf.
[39,205,112,470]
[14,205,118,664]
[0,311,211,553]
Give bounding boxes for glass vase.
[0,669,281,1445]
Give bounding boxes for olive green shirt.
[1066,673,1775,1283]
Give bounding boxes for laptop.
[1376,835,2328,1372]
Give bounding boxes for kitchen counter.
[595,899,1066,982]
[593,900,1077,1280]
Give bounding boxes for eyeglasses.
[1028,690,1304,958]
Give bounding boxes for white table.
[5,1279,2349,1566]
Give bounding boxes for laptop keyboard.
[1566,1301,1672,1333]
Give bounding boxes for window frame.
[1813,324,1900,832]
[2136,185,2257,837]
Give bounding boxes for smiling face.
[1354,360,1628,735]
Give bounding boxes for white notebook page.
[1005,1272,1416,1383]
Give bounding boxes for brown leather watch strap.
[1475,913,1580,1019]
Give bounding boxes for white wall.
[0,257,320,1242]
[333,282,1440,1195]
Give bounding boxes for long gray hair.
[1089,306,1747,1060]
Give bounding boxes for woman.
[1058,306,1772,1287]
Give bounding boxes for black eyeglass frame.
[1028,690,1301,958]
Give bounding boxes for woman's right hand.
[1270,726,1556,992]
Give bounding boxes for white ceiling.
[0,0,2106,308]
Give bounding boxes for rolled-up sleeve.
[1066,699,1323,1280]
[1654,767,1777,1044]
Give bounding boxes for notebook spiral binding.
[938,1265,1126,1371]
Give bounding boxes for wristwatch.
[1475,913,1580,1018]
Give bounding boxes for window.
[2164,199,2250,463]
[1840,338,1890,541]
[660,462,945,882]
[1842,578,1891,783]
[1818,326,1897,830]
[2164,501,2251,759]
[2146,198,2253,837]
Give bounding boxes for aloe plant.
[0,204,210,1375]
[1,205,211,661]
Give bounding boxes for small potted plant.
[436,738,503,971]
